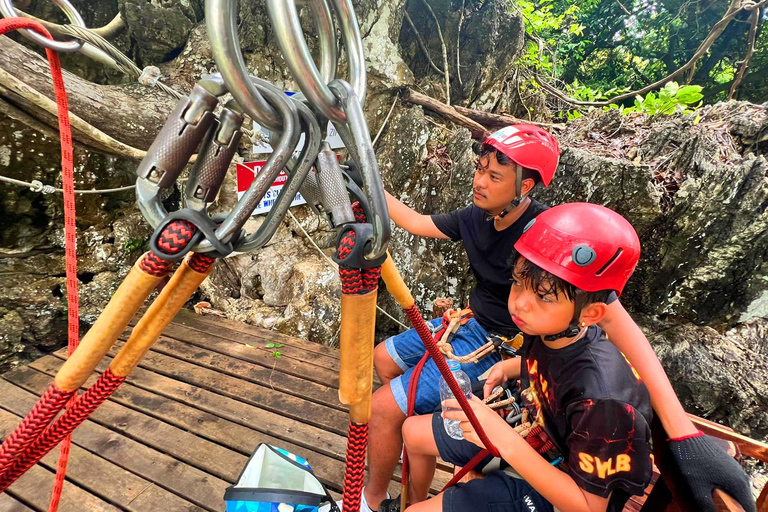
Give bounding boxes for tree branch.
[403,10,444,75]
[401,88,485,136]
[536,0,767,107]
[728,7,761,99]
[418,0,451,104]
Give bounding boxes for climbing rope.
[0,16,78,511]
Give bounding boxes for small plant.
[628,82,703,115]
[266,341,284,358]
[123,237,148,254]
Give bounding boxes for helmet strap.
[485,165,527,223]
[543,292,588,342]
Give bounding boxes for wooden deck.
[0,309,453,512]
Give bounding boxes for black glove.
[343,160,364,188]
[668,433,756,512]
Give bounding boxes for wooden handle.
[713,489,748,512]
[55,258,163,391]
[339,291,378,423]
[381,254,414,310]
[110,255,212,378]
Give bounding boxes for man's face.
[472,151,517,215]
[507,258,576,338]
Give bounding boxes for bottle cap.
[447,359,461,371]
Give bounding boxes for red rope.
[342,422,369,512]
[0,19,77,509]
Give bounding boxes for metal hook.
[0,0,85,52]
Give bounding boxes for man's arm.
[385,191,449,239]
[598,300,698,438]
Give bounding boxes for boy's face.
[472,152,517,214]
[507,258,576,337]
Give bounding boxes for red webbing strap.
[0,369,126,492]
[402,305,500,457]
[440,448,491,491]
[0,19,77,508]
[343,422,369,512]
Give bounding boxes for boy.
[402,203,653,512]
[364,125,752,512]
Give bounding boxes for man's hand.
[442,395,514,449]
[667,433,756,512]
[482,362,510,399]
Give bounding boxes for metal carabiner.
[236,96,322,252]
[328,80,389,262]
[205,0,282,132]
[193,75,302,253]
[0,0,85,52]
[265,0,366,123]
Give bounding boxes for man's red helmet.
[514,203,640,295]
[483,124,560,187]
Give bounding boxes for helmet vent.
[595,248,624,276]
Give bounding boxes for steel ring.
[0,0,85,52]
[266,0,366,123]
[206,0,283,132]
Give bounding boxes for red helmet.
[514,203,640,295]
[483,124,560,187]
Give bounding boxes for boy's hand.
[482,362,509,399]
[442,395,512,449]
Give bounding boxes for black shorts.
[431,413,554,512]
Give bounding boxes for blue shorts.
[385,318,500,415]
[431,413,553,512]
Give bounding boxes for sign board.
[235,161,307,216]
[252,120,345,154]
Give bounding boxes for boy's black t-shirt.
[519,326,653,510]
[431,199,548,336]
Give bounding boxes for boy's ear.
[580,302,607,326]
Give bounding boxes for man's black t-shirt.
[432,199,548,336]
[519,326,653,510]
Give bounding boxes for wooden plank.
[0,407,204,512]
[32,355,347,482]
[105,341,351,436]
[1,371,230,511]
[38,353,451,496]
[141,317,343,372]
[42,352,347,459]
[6,463,119,512]
[688,414,768,462]
[134,333,344,406]
[172,309,341,359]
[0,493,35,512]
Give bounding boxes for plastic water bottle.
[439,359,473,440]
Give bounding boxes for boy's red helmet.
[483,124,560,187]
[514,203,640,295]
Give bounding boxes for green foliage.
[627,82,703,115]
[265,341,284,358]
[511,0,766,105]
[123,237,148,254]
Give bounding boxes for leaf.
[266,343,275,348]
[273,351,282,358]
[663,81,680,97]
[274,343,284,348]
[245,344,254,349]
